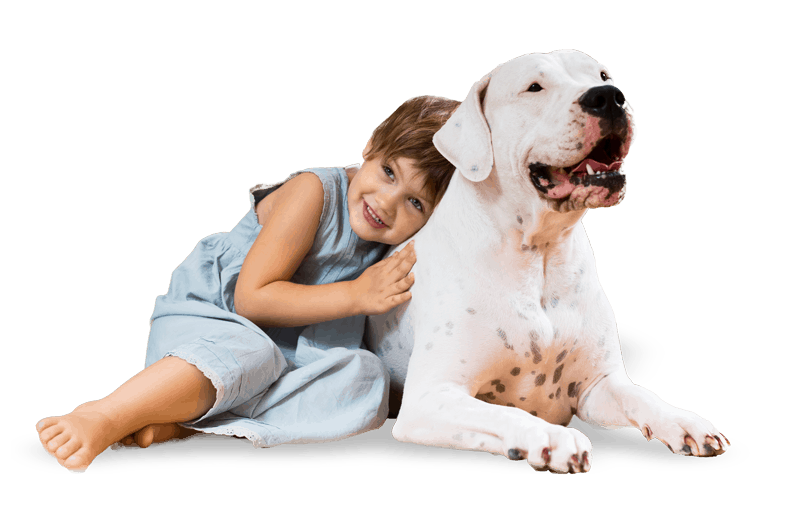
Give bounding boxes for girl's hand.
[352,241,416,316]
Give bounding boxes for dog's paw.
[642,409,729,457]
[505,424,592,474]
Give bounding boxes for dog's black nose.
[579,85,626,119]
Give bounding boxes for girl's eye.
[527,83,543,92]
[383,166,425,213]
[601,71,610,81]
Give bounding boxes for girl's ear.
[362,138,373,161]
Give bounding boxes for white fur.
[365,50,727,473]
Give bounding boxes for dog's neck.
[516,208,586,253]
[432,170,586,257]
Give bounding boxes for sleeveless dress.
[145,167,392,447]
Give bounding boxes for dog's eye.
[601,71,610,81]
[527,83,543,92]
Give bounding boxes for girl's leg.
[36,356,215,471]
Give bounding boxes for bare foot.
[36,401,123,471]
[120,423,197,448]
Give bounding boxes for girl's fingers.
[389,264,407,279]
[404,272,415,287]
[390,291,412,307]
[381,242,415,281]
[388,255,414,276]
[403,245,417,265]
[392,273,414,293]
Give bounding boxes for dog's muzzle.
[529,133,625,189]
[529,86,631,210]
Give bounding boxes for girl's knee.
[354,349,388,377]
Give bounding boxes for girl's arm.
[234,172,415,329]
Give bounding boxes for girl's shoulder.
[255,172,323,226]
[250,167,347,207]
[344,163,359,185]
[249,164,361,225]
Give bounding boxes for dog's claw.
[683,435,698,456]
[642,424,653,441]
[705,435,720,450]
[570,454,580,472]
[581,451,590,471]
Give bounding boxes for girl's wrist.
[346,280,364,317]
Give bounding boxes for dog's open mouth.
[529,134,626,210]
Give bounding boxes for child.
[36,95,460,471]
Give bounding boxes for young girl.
[36,95,460,471]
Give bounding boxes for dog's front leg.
[394,382,593,473]
[578,371,729,456]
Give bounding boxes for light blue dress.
[146,167,392,447]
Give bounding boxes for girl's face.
[347,150,435,245]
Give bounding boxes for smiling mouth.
[528,134,627,209]
[364,201,387,228]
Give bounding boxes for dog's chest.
[472,337,597,426]
[455,253,608,425]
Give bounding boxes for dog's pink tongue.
[573,158,622,174]
[546,159,624,200]
[546,170,576,199]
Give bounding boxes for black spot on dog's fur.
[553,364,564,384]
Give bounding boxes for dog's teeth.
[586,163,595,175]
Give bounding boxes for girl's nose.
[375,190,400,217]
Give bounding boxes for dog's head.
[434,50,633,212]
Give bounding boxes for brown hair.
[365,95,461,206]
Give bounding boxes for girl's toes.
[135,425,156,448]
[63,449,91,471]
[110,435,136,451]
[36,418,59,433]
[39,424,65,445]
[56,438,82,461]
[46,432,70,453]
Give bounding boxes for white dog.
[364,50,728,473]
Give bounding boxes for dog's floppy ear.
[433,72,493,182]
